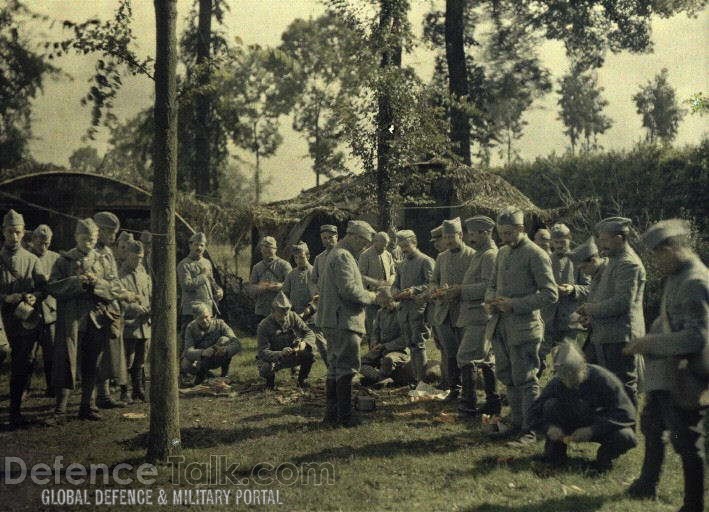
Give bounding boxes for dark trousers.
[30,323,55,391]
[78,322,109,410]
[638,390,704,511]
[585,341,638,406]
[125,337,148,379]
[7,326,38,415]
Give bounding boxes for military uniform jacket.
[316,241,374,334]
[32,249,60,324]
[0,246,42,332]
[641,256,708,396]
[549,252,591,332]
[585,246,646,344]
[572,259,607,302]
[257,310,316,363]
[372,307,407,353]
[250,256,292,317]
[485,235,558,345]
[358,246,396,290]
[309,248,331,297]
[119,264,152,339]
[457,240,498,328]
[430,244,476,326]
[392,250,434,319]
[183,318,236,360]
[177,255,221,316]
[282,264,313,314]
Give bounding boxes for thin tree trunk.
[254,121,261,204]
[444,0,471,165]
[148,0,181,463]
[193,0,212,196]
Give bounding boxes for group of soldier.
[0,204,705,512]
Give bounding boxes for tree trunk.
[148,0,181,463]
[193,0,212,196]
[444,0,471,165]
[254,122,261,204]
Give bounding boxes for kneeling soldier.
[257,292,316,389]
[181,302,241,385]
[529,342,637,472]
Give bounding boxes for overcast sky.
[24,1,709,202]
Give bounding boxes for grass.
[0,335,688,512]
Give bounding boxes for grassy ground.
[0,335,689,512]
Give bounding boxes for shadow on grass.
[471,454,598,478]
[465,493,614,512]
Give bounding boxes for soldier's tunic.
[0,246,42,414]
[634,255,707,508]
[583,245,645,405]
[181,318,241,374]
[358,246,396,340]
[177,255,221,329]
[283,263,328,364]
[256,310,316,379]
[250,256,292,318]
[94,245,127,385]
[485,235,558,431]
[30,248,60,391]
[119,263,152,377]
[392,249,434,380]
[361,305,412,385]
[317,240,375,379]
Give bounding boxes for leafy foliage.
[632,68,686,143]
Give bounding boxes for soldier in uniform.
[309,224,338,298]
[577,217,645,406]
[358,231,396,345]
[428,224,447,388]
[28,224,60,397]
[391,229,433,384]
[485,207,558,445]
[114,231,134,268]
[118,240,152,403]
[181,302,241,384]
[256,292,316,389]
[456,216,501,415]
[0,210,43,428]
[623,219,707,512]
[428,218,476,401]
[249,236,292,323]
[533,228,552,255]
[529,342,637,471]
[318,220,380,427]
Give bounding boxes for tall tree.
[444,0,471,164]
[148,0,181,463]
[632,68,686,144]
[193,0,213,196]
[68,146,102,172]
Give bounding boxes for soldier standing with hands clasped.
[249,236,292,324]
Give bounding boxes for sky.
[23,0,709,202]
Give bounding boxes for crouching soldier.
[181,302,241,385]
[359,293,413,387]
[528,342,637,472]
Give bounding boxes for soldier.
[568,237,606,301]
[623,219,707,512]
[28,224,60,397]
[539,223,591,376]
[456,216,501,416]
[528,342,637,471]
[318,220,380,427]
[358,231,396,344]
[48,218,135,422]
[177,232,223,341]
[114,231,134,268]
[576,217,645,406]
[309,224,338,298]
[391,229,434,384]
[249,236,292,323]
[118,240,152,403]
[533,228,552,255]
[485,207,558,445]
[428,218,476,401]
[428,224,447,388]
[0,210,43,428]
[257,292,316,390]
[181,302,242,384]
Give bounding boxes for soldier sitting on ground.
[180,302,241,386]
[528,341,638,472]
[257,292,316,390]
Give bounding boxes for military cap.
[32,224,53,239]
[75,218,98,236]
[641,219,691,251]
[260,236,277,248]
[292,241,309,254]
[126,240,144,256]
[373,231,390,243]
[346,220,376,241]
[320,224,338,234]
[595,216,632,235]
[396,229,416,244]
[3,209,24,228]
[429,225,443,241]
[496,207,524,226]
[550,223,571,239]
[191,301,210,317]
[190,231,207,244]
[140,230,152,244]
[117,231,134,244]
[271,291,292,310]
[568,236,599,263]
[465,215,495,232]
[442,217,462,235]
[93,211,120,231]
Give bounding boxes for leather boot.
[131,369,146,402]
[119,385,133,404]
[479,363,502,415]
[79,380,101,421]
[443,357,461,402]
[265,374,276,390]
[322,378,338,426]
[336,374,359,427]
[458,364,479,415]
[680,456,704,512]
[297,360,313,389]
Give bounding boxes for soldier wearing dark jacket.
[257,292,315,389]
[624,219,707,512]
[529,342,637,471]
[0,210,44,429]
[249,236,292,321]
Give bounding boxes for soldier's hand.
[4,293,23,304]
[495,297,513,313]
[546,425,564,442]
[281,347,294,358]
[202,347,215,359]
[444,285,462,301]
[569,426,593,442]
[23,294,37,306]
[296,341,307,352]
[558,284,574,296]
[395,288,413,301]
